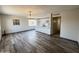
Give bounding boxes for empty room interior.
[0,5,79,53]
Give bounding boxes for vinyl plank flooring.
[0,30,79,53]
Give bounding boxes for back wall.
[1,15,34,34]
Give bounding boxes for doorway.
[52,17,61,36]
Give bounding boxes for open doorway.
[52,17,61,36]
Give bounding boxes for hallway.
[0,30,79,53]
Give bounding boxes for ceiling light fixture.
[28,11,32,19]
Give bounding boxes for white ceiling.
[0,5,79,17]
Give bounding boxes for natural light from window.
[28,20,37,26]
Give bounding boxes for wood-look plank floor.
[0,30,79,53]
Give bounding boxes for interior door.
[53,17,61,34]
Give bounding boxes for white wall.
[60,9,79,42]
[1,15,34,34]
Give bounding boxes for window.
[28,20,37,26]
[13,19,20,25]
